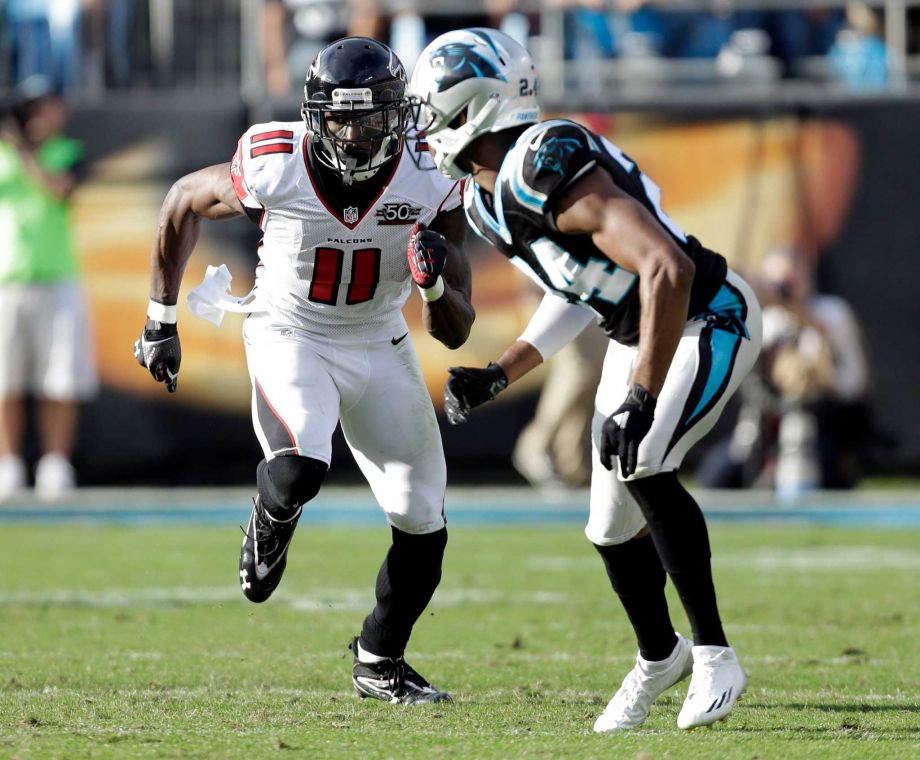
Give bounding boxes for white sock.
[357,640,389,664]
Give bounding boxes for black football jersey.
[464,119,727,346]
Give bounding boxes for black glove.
[408,224,449,289]
[599,384,657,476]
[443,363,508,425]
[134,319,181,393]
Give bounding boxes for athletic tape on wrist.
[418,276,445,302]
[147,300,178,324]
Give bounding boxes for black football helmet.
[302,37,408,184]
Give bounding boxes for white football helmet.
[408,28,539,179]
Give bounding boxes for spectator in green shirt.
[0,77,98,500]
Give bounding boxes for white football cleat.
[677,645,747,729]
[593,633,693,732]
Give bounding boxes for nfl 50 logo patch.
[376,203,421,225]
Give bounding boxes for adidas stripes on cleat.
[677,645,748,729]
[594,632,693,732]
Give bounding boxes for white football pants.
[586,270,763,545]
[243,313,446,535]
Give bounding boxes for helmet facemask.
[409,89,502,179]
[303,85,408,185]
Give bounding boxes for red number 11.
[308,247,381,306]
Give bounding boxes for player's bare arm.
[493,340,543,383]
[423,206,475,349]
[554,166,695,398]
[136,162,244,393]
[150,162,244,305]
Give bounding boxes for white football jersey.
[230,121,462,335]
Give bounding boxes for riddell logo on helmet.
[376,203,421,225]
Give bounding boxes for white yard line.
[715,546,920,570]
[528,546,920,572]
[0,586,568,610]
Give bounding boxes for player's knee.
[584,522,646,547]
[257,455,327,509]
[624,471,710,571]
[584,476,646,546]
[623,470,680,509]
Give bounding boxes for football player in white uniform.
[135,38,474,704]
[408,29,762,729]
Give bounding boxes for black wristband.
[628,383,656,411]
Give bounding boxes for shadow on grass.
[754,702,920,714]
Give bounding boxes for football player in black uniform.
[408,29,763,730]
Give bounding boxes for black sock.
[595,534,678,662]
[360,526,447,658]
[626,472,729,648]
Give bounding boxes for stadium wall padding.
[57,101,920,485]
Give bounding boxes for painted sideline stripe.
[1,487,919,527]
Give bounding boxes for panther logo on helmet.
[428,43,506,93]
[408,28,539,180]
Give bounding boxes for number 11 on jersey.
[308,247,382,306]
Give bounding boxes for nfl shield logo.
[344,206,359,224]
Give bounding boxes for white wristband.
[418,276,445,302]
[147,300,177,324]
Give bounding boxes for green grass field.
[1,520,918,759]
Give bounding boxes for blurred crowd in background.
[2,0,917,96]
[1,0,914,502]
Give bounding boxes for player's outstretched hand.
[599,384,656,476]
[408,223,449,289]
[443,363,508,425]
[134,319,182,393]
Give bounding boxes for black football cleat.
[348,637,452,704]
[239,496,302,603]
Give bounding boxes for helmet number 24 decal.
[518,78,538,97]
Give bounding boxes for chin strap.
[437,92,502,178]
[311,132,398,185]
[463,92,502,138]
